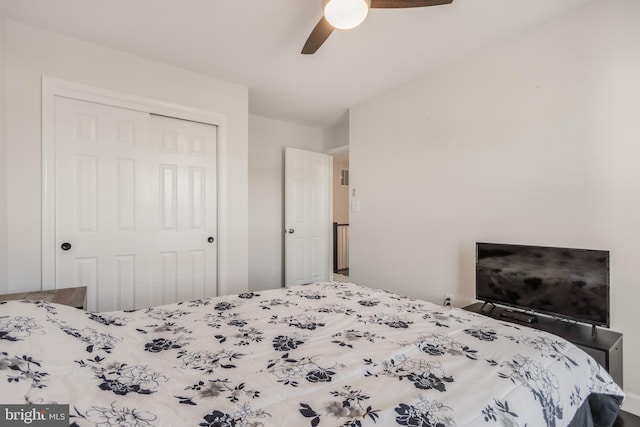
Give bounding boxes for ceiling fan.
[301,0,454,54]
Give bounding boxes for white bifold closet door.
[54,97,217,312]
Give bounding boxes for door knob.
[286,229,295,234]
[61,242,72,251]
[208,236,215,243]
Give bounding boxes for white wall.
[324,117,349,151]
[248,115,323,291]
[350,0,640,414]
[4,21,249,296]
[0,17,7,295]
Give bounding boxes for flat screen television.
[476,242,610,327]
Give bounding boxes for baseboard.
[622,392,640,416]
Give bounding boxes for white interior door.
[54,97,217,311]
[284,147,332,286]
[150,115,217,307]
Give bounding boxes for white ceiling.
[0,0,593,129]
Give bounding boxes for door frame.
[41,76,227,292]
[325,144,349,278]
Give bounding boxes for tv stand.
[463,302,623,388]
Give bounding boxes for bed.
[0,281,624,426]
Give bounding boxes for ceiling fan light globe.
[324,0,369,30]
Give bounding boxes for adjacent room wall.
[332,155,349,225]
[248,115,323,291]
[4,20,249,296]
[349,0,640,413]
[0,17,7,295]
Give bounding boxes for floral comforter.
[0,282,624,426]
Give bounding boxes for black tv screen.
[476,242,610,327]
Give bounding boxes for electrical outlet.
[443,293,454,307]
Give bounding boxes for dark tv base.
[500,309,538,323]
[463,302,623,388]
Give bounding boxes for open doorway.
[331,148,349,282]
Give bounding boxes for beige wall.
[3,20,249,296]
[332,155,349,225]
[248,115,324,291]
[326,114,350,226]
[350,0,640,413]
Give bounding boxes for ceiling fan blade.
[370,0,453,8]
[301,16,335,55]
